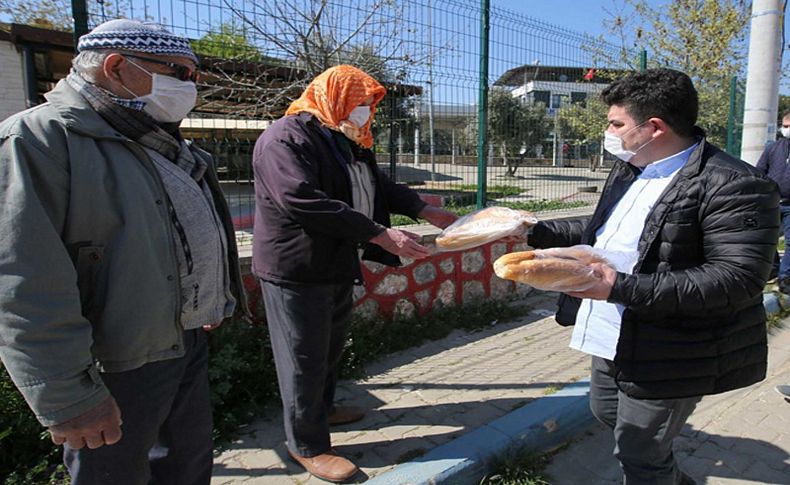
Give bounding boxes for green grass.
[767,304,789,334]
[390,200,589,227]
[541,385,561,396]
[450,184,525,197]
[480,448,552,485]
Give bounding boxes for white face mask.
[347,105,372,127]
[122,58,197,123]
[781,126,790,138]
[603,121,654,162]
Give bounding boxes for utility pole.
[740,0,783,165]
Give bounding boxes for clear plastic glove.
[566,262,618,300]
[369,228,431,259]
[49,396,123,449]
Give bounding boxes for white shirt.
[570,143,698,359]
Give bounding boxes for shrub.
[0,366,68,484]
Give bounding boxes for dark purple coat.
[252,113,427,285]
[756,138,790,200]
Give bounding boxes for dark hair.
[782,110,790,120]
[601,68,698,137]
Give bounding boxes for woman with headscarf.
[251,65,457,482]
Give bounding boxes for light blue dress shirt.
[570,142,699,360]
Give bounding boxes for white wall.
[0,41,27,122]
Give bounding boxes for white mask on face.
[603,121,654,162]
[781,126,790,138]
[122,58,197,123]
[347,105,372,127]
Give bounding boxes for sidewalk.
[210,291,591,484]
[210,291,790,484]
[544,320,790,485]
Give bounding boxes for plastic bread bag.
[493,245,638,293]
[534,245,639,273]
[434,206,538,252]
[493,250,601,292]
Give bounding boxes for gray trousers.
[64,329,213,485]
[261,280,353,457]
[590,356,701,485]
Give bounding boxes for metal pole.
[71,0,89,51]
[476,0,490,209]
[22,46,38,108]
[451,128,456,165]
[389,88,397,180]
[428,0,436,182]
[639,49,647,70]
[727,76,737,155]
[740,0,782,164]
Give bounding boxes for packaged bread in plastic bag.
[435,206,538,252]
[493,245,637,293]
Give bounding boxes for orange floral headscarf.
[286,65,387,148]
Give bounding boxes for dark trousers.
[261,280,353,457]
[779,203,790,280]
[64,329,213,485]
[590,356,701,485]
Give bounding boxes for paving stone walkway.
[210,291,590,484]
[545,320,790,485]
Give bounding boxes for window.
[532,90,550,106]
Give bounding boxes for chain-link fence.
[67,0,743,230]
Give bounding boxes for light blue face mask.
[347,105,372,127]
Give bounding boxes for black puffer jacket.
[531,132,780,399]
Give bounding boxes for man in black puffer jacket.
[530,69,779,485]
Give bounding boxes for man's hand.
[203,322,221,331]
[418,206,459,230]
[566,263,618,301]
[369,228,431,259]
[48,396,122,450]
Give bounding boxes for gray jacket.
[0,80,246,426]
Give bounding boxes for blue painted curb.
[367,294,783,485]
[366,379,595,485]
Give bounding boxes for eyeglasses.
[123,54,199,83]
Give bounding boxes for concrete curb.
[366,293,786,485]
[366,379,595,485]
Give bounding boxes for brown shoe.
[328,405,365,426]
[288,449,359,483]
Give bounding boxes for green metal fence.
[72,0,647,228]
[0,1,747,229]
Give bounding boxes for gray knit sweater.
[146,145,236,329]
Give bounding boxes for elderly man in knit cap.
[0,19,246,484]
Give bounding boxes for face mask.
[781,127,790,138]
[603,121,654,162]
[347,105,372,127]
[122,58,197,123]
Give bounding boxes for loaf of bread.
[435,207,538,252]
[534,246,609,265]
[493,250,601,292]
